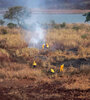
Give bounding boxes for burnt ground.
[51,57,90,68]
[0,79,90,100]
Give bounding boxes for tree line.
[0,6,90,29]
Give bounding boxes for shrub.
[7,23,17,29]
[81,34,87,39]
[60,22,66,28]
[54,24,60,29]
[51,20,56,28]
[0,20,5,26]
[1,29,8,34]
[72,26,80,31]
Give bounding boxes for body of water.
[0,13,89,24]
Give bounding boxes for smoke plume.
[23,0,46,48]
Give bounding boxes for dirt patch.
[0,79,89,100]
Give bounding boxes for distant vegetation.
[50,20,66,29]
[0,6,89,30]
[0,20,5,26]
[83,12,90,22]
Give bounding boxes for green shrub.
[1,29,8,34]
[60,22,66,28]
[81,34,87,39]
[54,24,60,29]
[51,20,56,28]
[0,20,5,26]
[7,23,17,29]
[72,26,80,31]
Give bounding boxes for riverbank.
[31,9,90,14]
[0,9,90,14]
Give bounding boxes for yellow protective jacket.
[33,61,37,66]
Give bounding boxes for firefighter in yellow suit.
[42,43,49,49]
[42,44,45,49]
[33,61,37,68]
[46,43,49,48]
[60,64,64,72]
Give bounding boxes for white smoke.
[19,0,47,48]
[24,14,46,48]
[30,25,45,45]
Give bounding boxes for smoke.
[22,0,46,48]
[30,25,45,47]
[23,14,46,49]
[24,21,46,48]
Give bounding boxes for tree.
[0,20,5,26]
[83,12,90,22]
[4,6,31,28]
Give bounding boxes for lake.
[0,13,89,24]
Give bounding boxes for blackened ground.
[51,57,90,68]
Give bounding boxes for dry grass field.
[0,23,90,100]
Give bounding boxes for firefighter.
[46,43,49,48]
[51,68,55,73]
[60,64,64,72]
[42,44,45,49]
[42,43,49,49]
[33,61,37,68]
